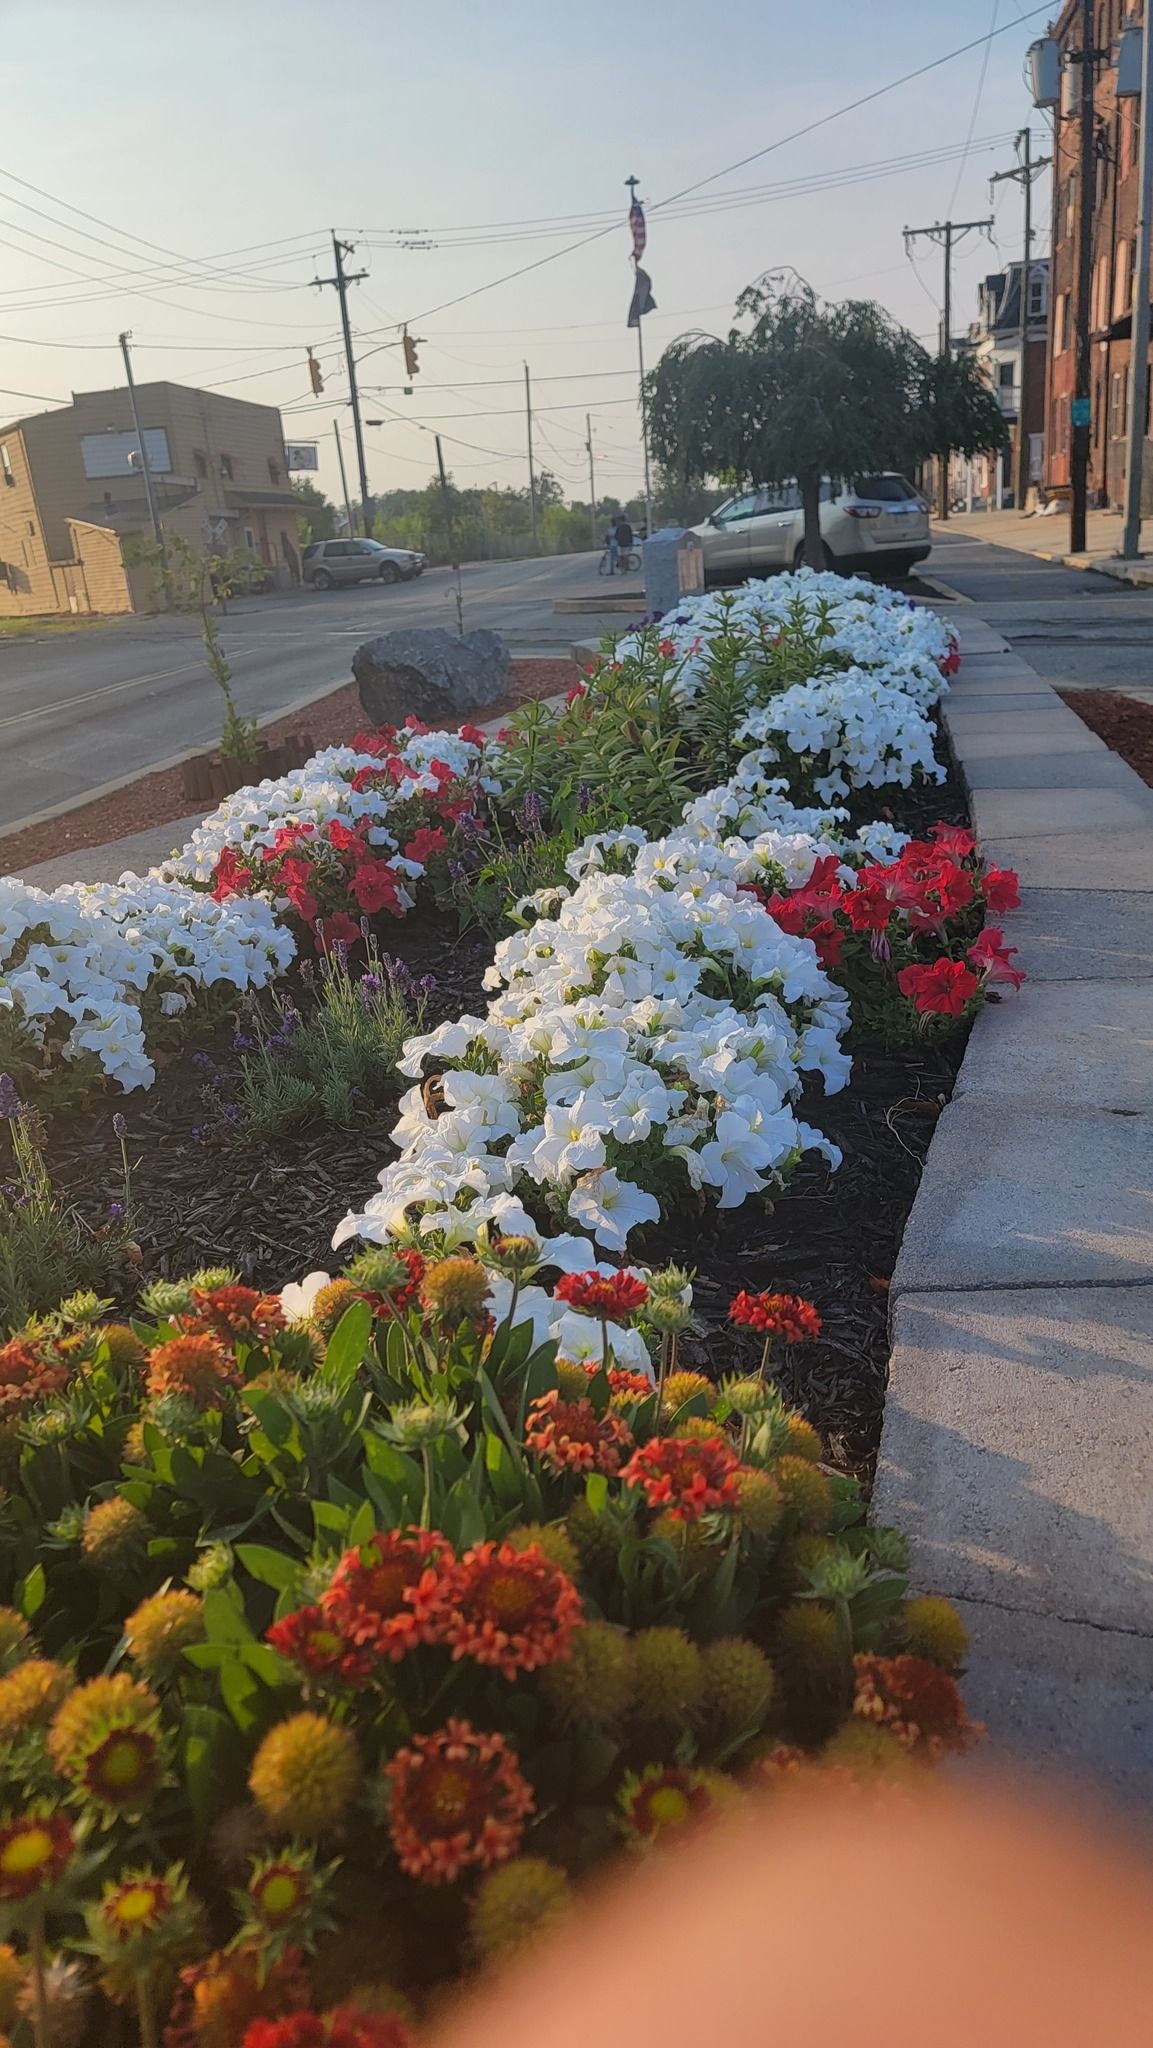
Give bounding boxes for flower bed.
[0,1258,977,2043]
[0,569,1006,2039]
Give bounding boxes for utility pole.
[332,417,355,538]
[314,234,372,536]
[903,216,994,518]
[118,332,163,547]
[626,172,655,539]
[524,363,539,551]
[586,412,599,547]
[435,433,464,637]
[991,129,1052,510]
[1122,7,1153,559]
[1070,0,1097,554]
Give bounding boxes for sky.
[0,0,1052,514]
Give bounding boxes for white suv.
[303,539,425,589]
[693,474,930,582]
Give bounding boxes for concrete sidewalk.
[874,613,1153,1808]
[937,507,1153,585]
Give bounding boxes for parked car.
[692,474,930,582]
[302,539,425,589]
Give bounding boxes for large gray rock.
[353,627,509,729]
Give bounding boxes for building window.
[1054,291,1070,355]
[1064,172,1077,239]
[1110,370,1128,440]
[219,453,234,481]
[1093,253,1109,329]
[267,457,280,486]
[194,449,208,479]
[243,525,256,551]
[1126,98,1140,173]
[998,361,1014,387]
[1027,269,1047,321]
[0,444,12,488]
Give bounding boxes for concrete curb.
[873,617,1153,1807]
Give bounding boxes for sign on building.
[285,443,319,471]
[80,428,171,479]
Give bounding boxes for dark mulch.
[0,659,577,875]
[1059,687,1153,788]
[38,715,970,1483]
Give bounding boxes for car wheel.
[311,568,334,590]
[378,561,402,584]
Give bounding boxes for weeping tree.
[916,351,1010,517]
[645,274,1001,567]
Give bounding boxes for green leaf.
[203,1582,255,1647]
[235,1543,303,1592]
[349,1498,377,1549]
[17,1564,45,1619]
[220,1656,261,1733]
[180,1705,230,1836]
[585,1473,608,1515]
[322,1300,373,1390]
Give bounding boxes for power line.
[945,1,1001,218]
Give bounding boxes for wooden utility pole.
[1070,0,1097,554]
[118,331,164,547]
[586,412,599,547]
[313,235,373,535]
[904,215,994,518]
[524,363,539,550]
[991,129,1052,510]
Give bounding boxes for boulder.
[353,626,509,730]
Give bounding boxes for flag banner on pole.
[629,199,647,259]
[627,265,656,327]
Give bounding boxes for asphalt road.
[925,529,1153,697]
[0,551,637,831]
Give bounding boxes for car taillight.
[845,505,882,519]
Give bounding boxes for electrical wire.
[945,0,1001,218]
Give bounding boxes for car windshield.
[852,475,918,502]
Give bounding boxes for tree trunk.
[937,449,950,522]
[800,474,824,567]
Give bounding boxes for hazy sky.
[0,0,1049,512]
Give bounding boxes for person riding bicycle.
[611,514,634,574]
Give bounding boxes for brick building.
[1046,0,1149,506]
[0,381,301,618]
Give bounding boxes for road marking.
[0,637,295,731]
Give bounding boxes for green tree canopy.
[646,273,1005,563]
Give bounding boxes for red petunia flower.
[929,822,975,860]
[981,865,1021,914]
[266,1605,373,1688]
[443,1540,583,1678]
[350,861,401,916]
[211,846,255,901]
[322,1528,455,1660]
[967,926,1025,990]
[842,873,899,933]
[458,723,487,747]
[728,1291,822,1341]
[621,1434,741,1521]
[326,819,365,856]
[320,913,362,950]
[327,2010,413,2048]
[523,1391,633,1477]
[403,826,447,866]
[384,1718,534,1883]
[553,1270,649,1321]
[896,958,981,1017]
[565,680,588,704]
[244,2019,326,2048]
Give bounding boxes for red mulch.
[0,658,577,874]
[1059,688,1153,787]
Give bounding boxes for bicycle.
[597,545,642,577]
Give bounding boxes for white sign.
[285,442,319,471]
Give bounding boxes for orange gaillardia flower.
[48,1672,165,1817]
[852,1653,981,1761]
[0,1658,75,1742]
[617,1764,733,1848]
[384,1718,534,1883]
[728,1291,822,1341]
[621,1434,741,1521]
[444,1541,583,1679]
[0,1811,73,1900]
[190,1284,285,1341]
[322,1529,455,1662]
[266,1607,372,1688]
[147,1332,238,1409]
[523,1390,632,1477]
[124,1589,206,1684]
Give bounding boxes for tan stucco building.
[0,381,302,617]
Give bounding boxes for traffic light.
[402,331,420,377]
[307,349,324,396]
